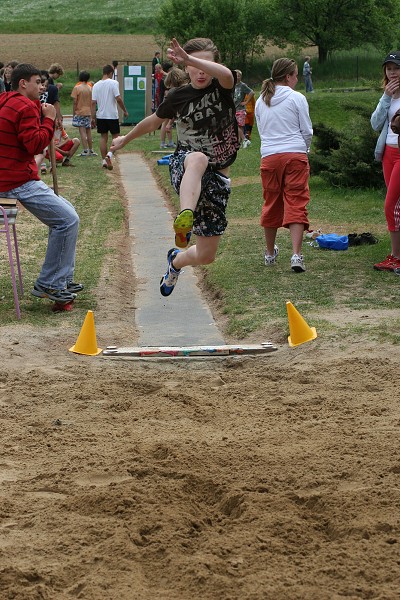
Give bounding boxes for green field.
[1,46,398,342]
[0,0,386,87]
[1,0,163,33]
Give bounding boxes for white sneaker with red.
[264,245,279,266]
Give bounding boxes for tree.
[266,0,399,62]
[309,104,383,188]
[157,0,270,68]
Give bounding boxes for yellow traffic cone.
[286,301,317,347]
[69,310,102,355]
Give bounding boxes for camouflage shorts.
[169,150,231,237]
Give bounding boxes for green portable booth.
[120,64,152,125]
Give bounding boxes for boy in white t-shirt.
[91,64,128,170]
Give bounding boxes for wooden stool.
[0,198,24,319]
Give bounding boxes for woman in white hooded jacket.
[255,58,313,272]
[370,51,400,272]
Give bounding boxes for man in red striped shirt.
[0,63,81,304]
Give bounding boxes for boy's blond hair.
[164,67,190,89]
[49,63,64,77]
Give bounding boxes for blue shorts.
[169,150,231,237]
[72,115,91,129]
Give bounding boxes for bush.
[310,108,383,188]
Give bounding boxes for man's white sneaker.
[242,139,251,148]
[291,253,306,273]
[264,245,279,266]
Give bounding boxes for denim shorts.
[169,150,231,237]
[72,114,91,128]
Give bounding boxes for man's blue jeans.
[0,180,79,290]
[305,75,313,93]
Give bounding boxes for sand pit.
[0,276,399,598]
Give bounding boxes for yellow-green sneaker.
[173,209,194,249]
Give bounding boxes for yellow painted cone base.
[69,310,102,355]
[286,301,317,347]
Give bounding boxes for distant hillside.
[1,0,164,33]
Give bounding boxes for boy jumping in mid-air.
[110,37,240,296]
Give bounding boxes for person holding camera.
[371,51,400,272]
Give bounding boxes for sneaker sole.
[174,210,193,249]
[31,288,77,302]
[373,264,397,271]
[291,265,306,273]
[105,156,113,171]
[67,283,84,293]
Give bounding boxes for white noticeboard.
[128,66,142,76]
[124,77,133,91]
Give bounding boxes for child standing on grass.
[234,70,254,147]
[244,93,256,141]
[370,51,400,272]
[92,64,129,171]
[110,37,240,297]
[159,66,190,148]
[255,58,313,273]
[71,71,97,157]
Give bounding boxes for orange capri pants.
[260,152,310,229]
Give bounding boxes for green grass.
[299,48,384,90]
[2,89,399,344]
[245,48,385,89]
[1,0,163,33]
[306,91,380,128]
[132,89,400,344]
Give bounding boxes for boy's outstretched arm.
[110,113,165,152]
[167,38,234,89]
